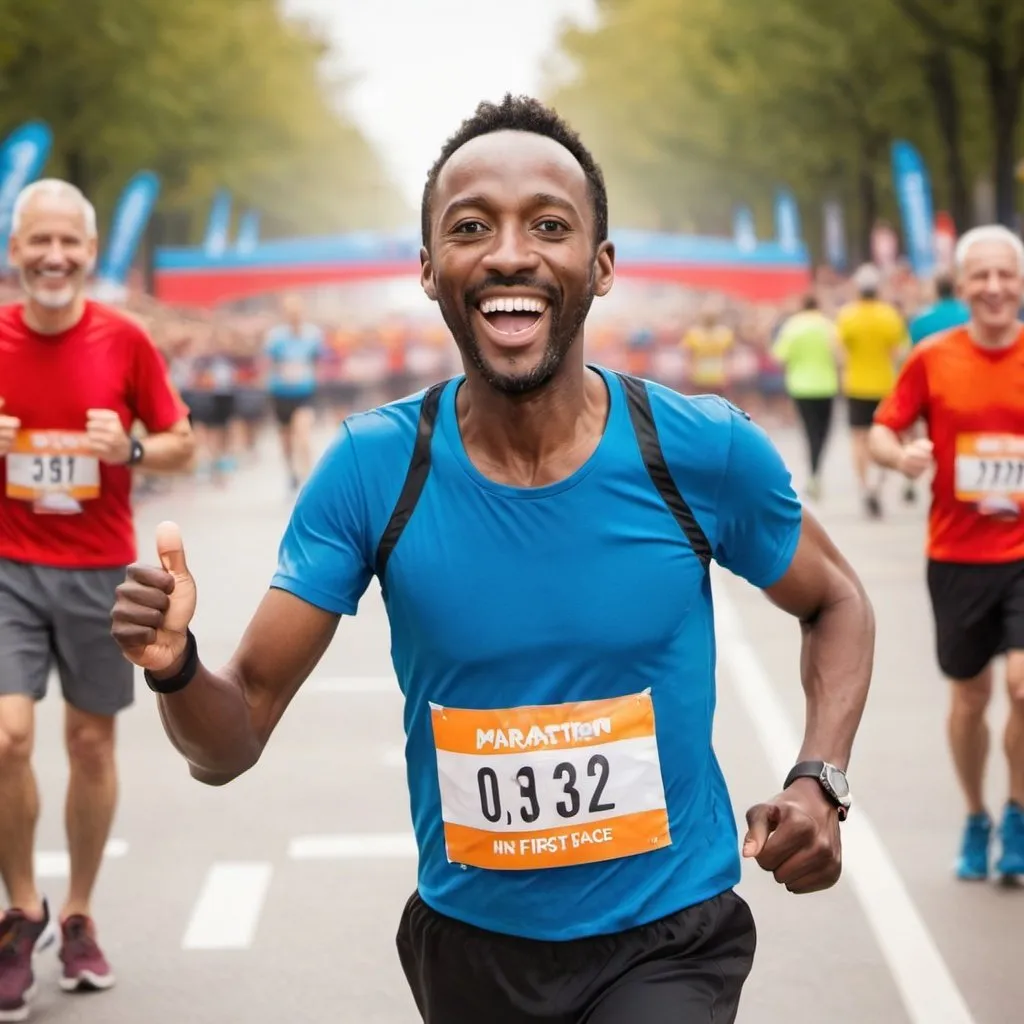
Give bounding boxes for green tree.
[889,0,1024,226]
[0,0,406,244]
[547,0,994,261]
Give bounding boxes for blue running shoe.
[995,802,1024,878]
[956,812,991,880]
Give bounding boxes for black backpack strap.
[615,372,713,570]
[374,380,448,596]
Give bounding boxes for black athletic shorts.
[927,558,1024,679]
[396,889,756,1024]
[847,397,880,430]
[189,392,235,429]
[272,394,314,427]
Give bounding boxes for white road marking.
[181,862,273,950]
[34,838,129,879]
[712,570,976,1024]
[307,676,398,694]
[288,833,418,859]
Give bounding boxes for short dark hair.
[421,93,608,249]
[935,274,954,299]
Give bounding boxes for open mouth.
[34,268,74,284]
[475,295,549,339]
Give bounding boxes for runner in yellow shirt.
[681,307,734,397]
[836,264,908,517]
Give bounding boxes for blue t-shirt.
[909,298,969,346]
[271,367,802,940]
[265,323,324,396]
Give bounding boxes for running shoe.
[995,802,1024,879]
[58,915,115,993]
[955,812,991,881]
[0,900,55,1023]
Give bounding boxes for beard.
[438,272,596,396]
[20,266,87,310]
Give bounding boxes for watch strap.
[785,760,848,820]
[784,760,826,790]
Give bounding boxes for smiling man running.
[110,96,875,1024]
[0,179,193,1021]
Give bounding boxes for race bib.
[5,430,100,515]
[430,691,671,871]
[693,355,725,382]
[279,360,312,385]
[955,434,1024,503]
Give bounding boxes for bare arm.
[137,416,196,472]
[763,511,875,771]
[155,589,340,785]
[867,422,906,471]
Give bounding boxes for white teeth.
[479,296,547,314]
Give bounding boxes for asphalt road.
[23,407,1023,1024]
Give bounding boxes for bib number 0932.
[476,755,616,826]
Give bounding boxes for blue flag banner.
[95,171,161,292]
[891,140,936,277]
[203,188,233,257]
[823,200,847,271]
[235,209,261,253]
[0,120,54,265]
[732,205,757,253]
[774,189,801,253]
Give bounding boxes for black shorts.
[847,397,880,429]
[396,889,756,1024]
[272,394,314,427]
[189,392,235,428]
[927,558,1024,679]
[234,387,267,423]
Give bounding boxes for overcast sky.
[281,0,597,213]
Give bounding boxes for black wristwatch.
[784,760,852,820]
[126,437,145,466]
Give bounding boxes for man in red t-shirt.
[869,224,1024,884]
[0,179,194,1017]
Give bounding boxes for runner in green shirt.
[772,295,841,500]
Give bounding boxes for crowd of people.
[0,243,952,513]
[0,88,1021,1024]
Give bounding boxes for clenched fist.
[86,408,132,465]
[897,437,934,480]
[742,778,842,894]
[112,521,197,675]
[0,398,21,457]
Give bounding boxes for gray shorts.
[0,557,134,716]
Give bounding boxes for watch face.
[825,765,850,800]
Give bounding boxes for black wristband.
[144,629,199,694]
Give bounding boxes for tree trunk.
[857,146,879,265]
[985,55,1021,227]
[922,46,971,230]
[64,150,88,195]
